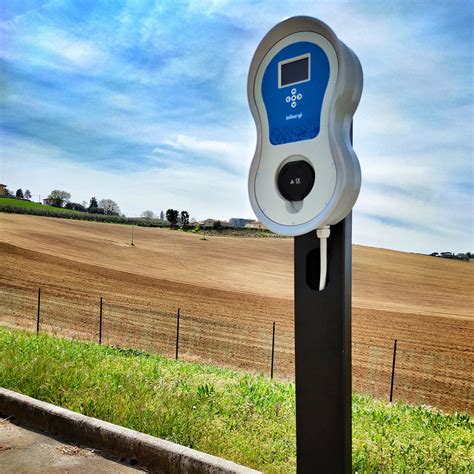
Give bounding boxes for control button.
[291,102,297,108]
[277,160,315,201]
[297,93,302,100]
[291,95,296,101]
[291,88,297,94]
[285,96,291,103]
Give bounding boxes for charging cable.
[316,226,331,291]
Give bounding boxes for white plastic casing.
[248,16,363,236]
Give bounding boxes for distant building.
[200,219,216,228]
[245,221,266,230]
[43,197,64,207]
[229,218,255,228]
[0,184,7,196]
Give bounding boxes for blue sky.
[1,0,472,252]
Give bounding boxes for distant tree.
[48,190,71,204]
[160,210,164,221]
[15,188,24,199]
[88,196,98,210]
[4,188,13,197]
[180,210,190,227]
[24,189,32,200]
[99,199,121,216]
[65,202,87,212]
[81,201,88,208]
[141,210,155,219]
[214,220,222,229]
[166,209,179,226]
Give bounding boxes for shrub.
[65,202,87,212]
[88,207,105,215]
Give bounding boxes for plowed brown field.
[0,213,472,413]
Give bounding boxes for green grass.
[0,327,471,472]
[0,197,75,213]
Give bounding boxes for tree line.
[4,186,191,224]
[48,191,122,216]
[4,188,33,200]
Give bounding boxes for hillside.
[0,213,472,413]
[0,197,76,213]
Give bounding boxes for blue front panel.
[262,42,330,145]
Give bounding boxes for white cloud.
[353,213,472,254]
[153,132,255,173]
[2,24,109,74]
[187,0,230,16]
[0,135,252,220]
[36,30,108,69]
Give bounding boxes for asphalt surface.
[0,417,144,473]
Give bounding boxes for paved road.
[0,417,144,473]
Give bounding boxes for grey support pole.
[390,339,398,402]
[99,297,103,345]
[270,321,276,379]
[36,288,41,335]
[175,308,180,360]
[294,215,352,473]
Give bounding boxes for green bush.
[64,202,87,212]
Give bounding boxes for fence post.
[390,339,398,402]
[99,297,103,344]
[175,308,180,360]
[36,288,41,335]
[270,321,276,379]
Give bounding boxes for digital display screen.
[280,56,310,87]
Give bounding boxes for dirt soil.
[0,214,472,413]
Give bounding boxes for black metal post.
[390,339,398,402]
[36,288,41,335]
[99,297,103,345]
[175,308,180,360]
[294,214,352,473]
[270,321,276,379]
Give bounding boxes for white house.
[200,219,216,228]
[245,221,266,230]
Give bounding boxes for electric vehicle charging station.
[248,16,363,473]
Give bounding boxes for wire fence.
[0,285,472,414]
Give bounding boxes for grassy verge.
[0,327,471,472]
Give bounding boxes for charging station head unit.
[248,16,363,236]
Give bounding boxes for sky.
[0,0,473,253]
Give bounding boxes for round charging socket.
[277,160,315,201]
